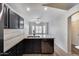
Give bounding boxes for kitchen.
[3,3,54,56]
[0,3,79,56]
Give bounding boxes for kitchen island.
[4,37,54,56]
[24,38,54,54]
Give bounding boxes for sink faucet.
[33,30,35,36]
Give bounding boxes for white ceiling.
[5,3,68,22]
[5,3,78,27]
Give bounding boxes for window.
[32,25,35,34]
[36,26,42,33]
[19,17,24,29]
[29,22,48,37]
[43,25,46,33]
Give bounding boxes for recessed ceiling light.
[26,7,30,11]
[44,7,48,11]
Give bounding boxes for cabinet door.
[41,39,54,54]
[32,39,41,53]
[24,39,33,54]
[6,46,17,56]
[5,40,24,56]
[16,40,24,56]
[24,39,41,54]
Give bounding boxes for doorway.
[68,11,79,55]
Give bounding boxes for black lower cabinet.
[16,40,24,56]
[41,39,54,54]
[5,45,17,56]
[17,40,24,55]
[24,39,54,54]
[24,39,33,54]
[4,38,54,56]
[24,39,41,54]
[0,40,3,56]
[32,40,41,53]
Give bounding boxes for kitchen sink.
[27,36,40,38]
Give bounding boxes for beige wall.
[65,4,79,53]
[71,13,79,45]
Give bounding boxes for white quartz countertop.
[25,38,54,39]
[25,34,55,39]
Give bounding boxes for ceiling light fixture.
[36,18,41,24]
[26,7,30,11]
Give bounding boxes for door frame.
[68,11,79,54]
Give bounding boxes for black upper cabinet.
[4,5,8,28]
[4,5,24,29]
[9,9,19,29]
